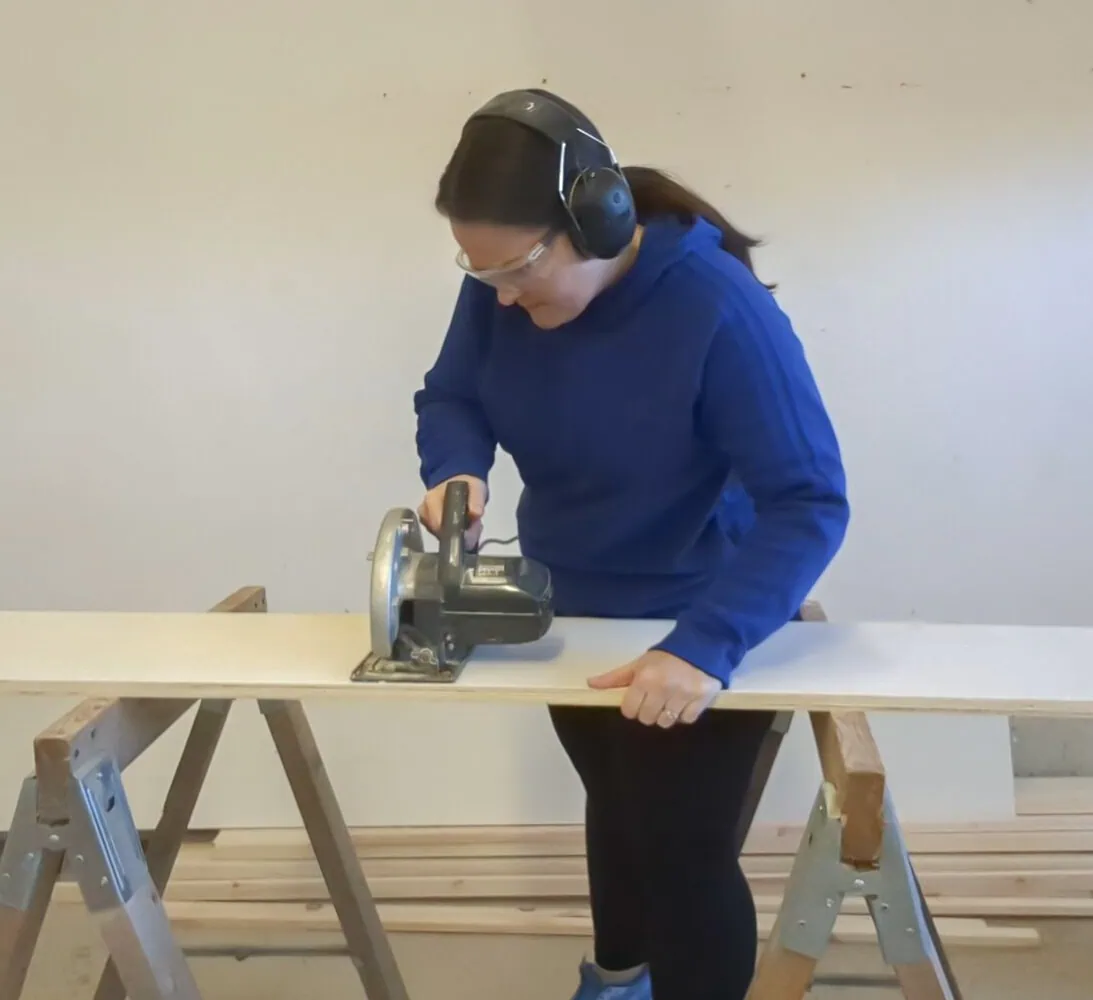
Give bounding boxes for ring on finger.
[660,695,695,725]
[657,706,681,727]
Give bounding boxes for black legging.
[548,703,775,1000]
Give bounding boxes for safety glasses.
[455,230,559,287]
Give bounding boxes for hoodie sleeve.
[652,282,850,686]
[413,277,498,488]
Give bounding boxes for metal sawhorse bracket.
[750,783,961,999]
[0,586,409,1000]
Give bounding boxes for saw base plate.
[351,620,472,684]
[350,650,469,684]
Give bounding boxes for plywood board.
[0,611,1091,716]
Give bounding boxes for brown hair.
[435,91,771,286]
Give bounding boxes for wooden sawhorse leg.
[0,776,65,1000]
[259,699,406,998]
[0,586,410,1000]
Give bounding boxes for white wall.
[3,0,1091,828]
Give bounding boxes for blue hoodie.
[413,216,849,685]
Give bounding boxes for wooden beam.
[797,601,887,867]
[32,699,194,825]
[810,712,886,866]
[1016,776,1093,816]
[156,899,1039,950]
[198,816,1093,862]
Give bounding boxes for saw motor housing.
[355,480,554,682]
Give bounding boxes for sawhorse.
[0,588,962,999]
[738,603,962,998]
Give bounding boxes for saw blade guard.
[370,506,424,659]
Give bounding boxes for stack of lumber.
[51,777,1093,952]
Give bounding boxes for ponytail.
[621,166,774,289]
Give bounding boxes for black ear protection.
[467,89,637,260]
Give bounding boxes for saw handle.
[438,479,469,596]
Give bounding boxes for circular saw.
[352,480,554,683]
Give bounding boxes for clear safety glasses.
[455,230,559,287]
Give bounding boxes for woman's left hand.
[587,650,721,728]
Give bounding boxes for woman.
[412,88,849,1000]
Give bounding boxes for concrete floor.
[15,905,1093,999]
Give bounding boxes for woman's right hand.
[417,475,489,550]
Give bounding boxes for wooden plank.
[202,818,1093,861]
[747,867,1093,899]
[208,825,588,861]
[1016,776,1093,816]
[742,814,1093,855]
[49,874,1093,917]
[750,894,1093,920]
[53,873,592,904]
[154,900,1040,949]
[743,851,1093,874]
[166,854,592,881]
[3,612,1093,718]
[162,847,1093,883]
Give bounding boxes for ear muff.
[567,165,636,259]
[467,89,638,260]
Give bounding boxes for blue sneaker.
[569,960,652,1000]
